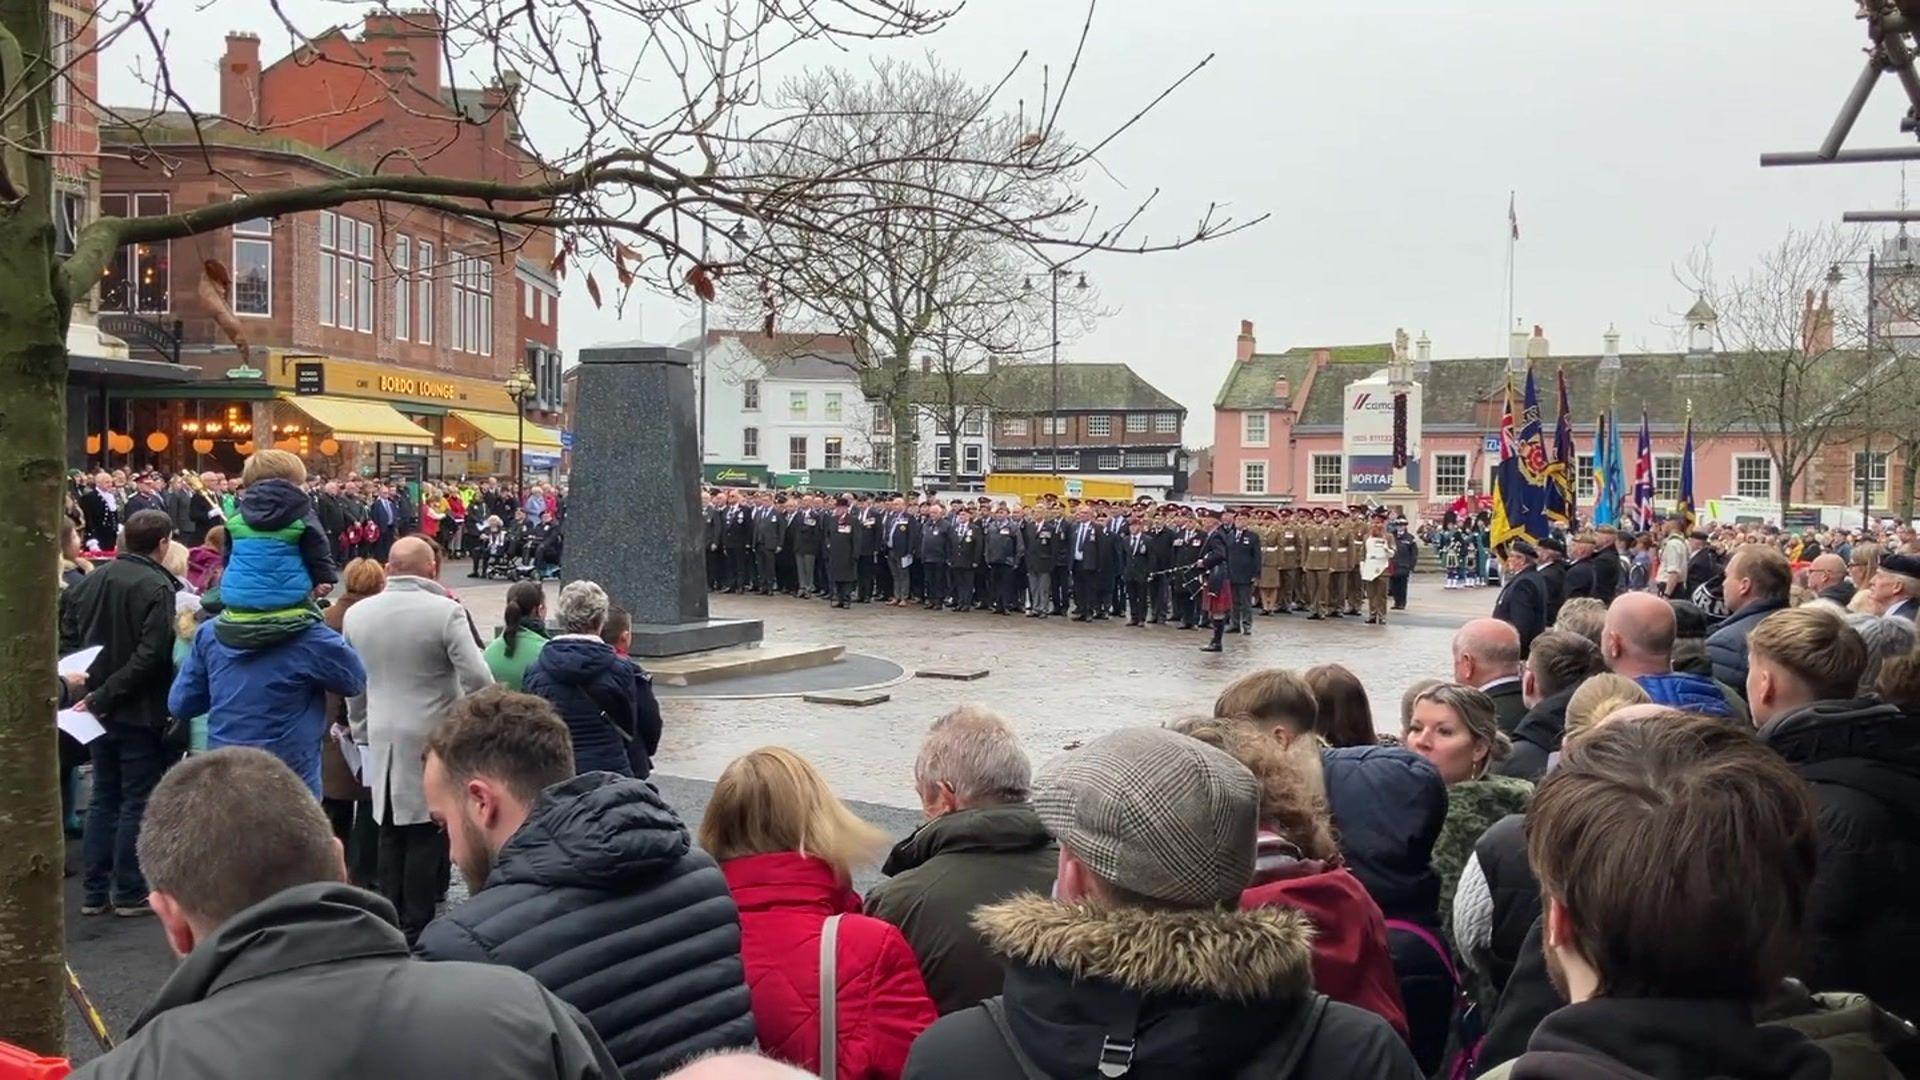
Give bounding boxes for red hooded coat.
[722,852,937,1079]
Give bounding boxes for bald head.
[661,1054,815,1080]
[1602,592,1677,678]
[1452,618,1523,686]
[386,536,437,578]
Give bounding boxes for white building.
[688,330,882,481]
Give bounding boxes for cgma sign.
[1342,376,1423,494]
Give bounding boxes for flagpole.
[1503,192,1516,355]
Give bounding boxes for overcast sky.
[101,1,1912,444]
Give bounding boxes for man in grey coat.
[344,537,493,941]
[70,747,618,1080]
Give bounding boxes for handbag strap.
[982,997,1049,1080]
[819,914,842,1080]
[1385,918,1461,989]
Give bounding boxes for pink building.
[1208,320,1901,520]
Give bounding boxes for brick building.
[82,12,564,480]
[947,362,1189,498]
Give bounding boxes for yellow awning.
[450,410,565,451]
[279,394,434,447]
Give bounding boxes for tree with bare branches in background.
[0,0,1250,1051]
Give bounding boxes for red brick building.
[84,12,564,480]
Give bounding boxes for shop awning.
[450,410,565,451]
[279,393,434,446]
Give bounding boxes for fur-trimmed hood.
[974,894,1316,1002]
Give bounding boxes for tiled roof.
[692,330,867,381]
[926,362,1184,414]
[1214,344,1389,409]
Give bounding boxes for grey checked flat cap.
[1033,726,1258,906]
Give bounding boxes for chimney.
[220,33,261,128]
[1801,289,1835,354]
[1312,348,1330,367]
[1508,325,1529,373]
[1414,331,1432,378]
[1273,376,1290,403]
[361,8,442,97]
[1526,324,1550,362]
[1600,324,1621,371]
[381,46,414,77]
[1235,319,1256,363]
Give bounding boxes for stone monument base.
[628,617,764,658]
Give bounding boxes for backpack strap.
[819,914,842,1080]
[1385,918,1462,989]
[982,997,1050,1080]
[1235,993,1330,1080]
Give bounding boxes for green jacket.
[482,625,548,691]
[1434,774,1532,939]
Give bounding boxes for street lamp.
[503,364,536,505]
[1829,253,1879,528]
[1023,267,1088,476]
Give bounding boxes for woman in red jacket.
[1172,715,1412,1045]
[702,747,937,1080]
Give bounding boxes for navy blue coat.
[1225,525,1263,585]
[523,637,662,778]
[1705,597,1789,695]
[417,773,756,1077]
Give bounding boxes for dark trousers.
[951,567,975,610]
[1389,573,1410,609]
[377,814,449,944]
[754,547,776,592]
[726,546,751,590]
[1072,564,1100,616]
[82,722,173,906]
[831,579,854,605]
[324,793,379,888]
[1173,575,1197,626]
[1054,568,1072,614]
[707,547,725,590]
[1127,579,1151,623]
[990,564,1018,612]
[923,563,950,608]
[859,556,878,600]
[1230,579,1255,630]
[1151,576,1170,621]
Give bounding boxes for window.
[1311,453,1344,497]
[935,444,954,476]
[416,240,434,344]
[450,253,492,353]
[1125,451,1164,469]
[450,254,466,350]
[478,259,494,354]
[963,414,984,437]
[873,405,892,435]
[1243,412,1269,448]
[788,391,808,419]
[1653,455,1682,501]
[824,437,843,469]
[540,291,550,325]
[1097,453,1121,469]
[524,282,535,319]
[1574,454,1597,500]
[825,392,843,422]
[100,193,171,313]
[873,442,893,472]
[50,15,73,123]
[392,237,410,340]
[1243,461,1268,494]
[1001,417,1030,437]
[742,379,760,411]
[1087,415,1112,437]
[230,204,272,317]
[1855,451,1889,504]
[789,435,808,471]
[1055,451,1080,470]
[317,212,335,325]
[1041,416,1067,436]
[934,415,952,437]
[742,426,759,458]
[964,444,983,474]
[355,220,374,333]
[1432,452,1469,498]
[1155,412,1179,434]
[54,190,82,257]
[1125,413,1148,433]
[997,454,1032,472]
[1734,456,1775,500]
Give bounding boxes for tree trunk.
[889,396,916,494]
[1898,438,1917,524]
[1777,454,1795,520]
[0,65,73,1049]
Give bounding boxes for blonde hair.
[157,539,190,579]
[1408,683,1511,775]
[1564,673,1652,744]
[1170,716,1338,862]
[240,449,307,487]
[1214,668,1321,736]
[700,748,888,876]
[341,557,388,597]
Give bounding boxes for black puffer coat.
[416,773,756,1078]
[1761,697,1920,1034]
[524,637,661,778]
[1496,686,1576,784]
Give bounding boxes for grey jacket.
[344,576,493,825]
[69,883,619,1080]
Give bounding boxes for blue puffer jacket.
[1322,745,1454,1074]
[220,479,337,611]
[1635,672,1735,718]
[416,772,757,1077]
[523,636,663,777]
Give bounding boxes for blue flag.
[1545,368,1577,527]
[1606,409,1629,529]
[1678,415,1697,533]
[1591,413,1614,527]
[1516,366,1552,539]
[1491,378,1531,547]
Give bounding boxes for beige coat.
[343,576,493,826]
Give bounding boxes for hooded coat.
[863,804,1059,1015]
[523,636,661,778]
[902,897,1421,1080]
[71,882,619,1080]
[722,852,938,1079]
[1761,698,1920,1034]
[416,773,756,1078]
[1497,686,1577,784]
[220,479,337,612]
[1477,998,1831,1080]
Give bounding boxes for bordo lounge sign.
[378,374,459,400]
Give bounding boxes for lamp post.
[1830,253,1880,528]
[1023,267,1088,477]
[503,364,536,505]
